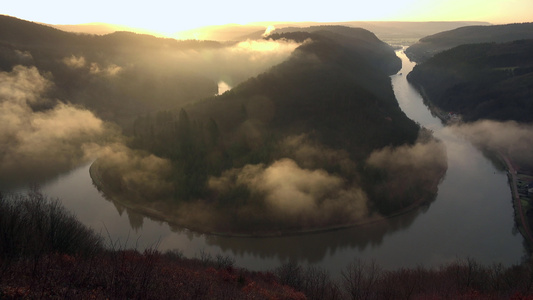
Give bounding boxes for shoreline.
[90,159,444,238]
[408,80,533,248]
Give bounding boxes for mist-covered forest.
[93,27,448,234]
[0,15,299,187]
[405,22,533,62]
[0,14,448,234]
[406,23,533,171]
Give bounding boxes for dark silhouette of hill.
[174,21,489,44]
[0,15,83,46]
[183,28,410,159]
[267,26,401,74]
[0,15,223,50]
[52,22,167,36]
[406,22,533,62]
[408,39,533,122]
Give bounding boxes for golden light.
[2,0,533,38]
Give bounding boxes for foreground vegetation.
[3,190,533,299]
[0,190,305,299]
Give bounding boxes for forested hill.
[136,28,415,170]
[268,26,401,74]
[0,15,222,126]
[183,29,410,159]
[407,39,533,122]
[109,27,448,234]
[405,22,533,62]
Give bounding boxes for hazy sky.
[3,0,533,35]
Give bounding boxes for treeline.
[2,190,533,299]
[408,39,533,122]
[276,258,533,299]
[0,188,102,260]
[130,109,235,201]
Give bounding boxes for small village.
[517,170,533,220]
[517,174,533,199]
[509,163,533,249]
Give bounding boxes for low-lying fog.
[0,38,300,189]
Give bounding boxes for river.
[34,50,525,277]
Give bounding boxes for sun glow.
[2,0,533,38]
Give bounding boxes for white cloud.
[0,65,109,183]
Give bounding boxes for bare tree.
[341,259,382,300]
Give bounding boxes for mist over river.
[30,49,526,276]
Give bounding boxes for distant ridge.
[408,39,533,122]
[50,23,160,36]
[174,21,490,42]
[0,15,223,50]
[406,22,533,62]
[2,14,489,45]
[0,14,80,45]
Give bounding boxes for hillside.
[407,39,533,122]
[0,15,223,126]
[94,27,447,235]
[267,26,401,74]
[0,15,223,51]
[405,22,533,62]
[0,14,304,188]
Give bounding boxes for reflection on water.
[93,163,429,263]
[205,205,427,263]
[34,49,525,277]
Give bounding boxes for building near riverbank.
[527,182,533,198]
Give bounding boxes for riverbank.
[500,154,533,247]
[408,81,533,249]
[90,159,444,238]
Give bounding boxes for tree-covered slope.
[183,30,412,160]
[405,22,533,62]
[0,15,222,126]
[269,25,401,74]
[407,39,533,122]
